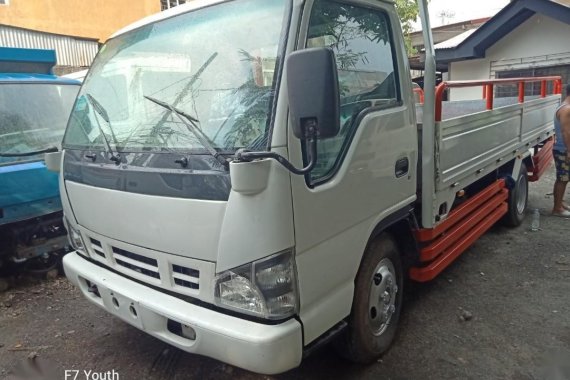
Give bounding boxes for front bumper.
[63,252,303,374]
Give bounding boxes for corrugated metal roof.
[0,25,98,67]
[434,29,478,50]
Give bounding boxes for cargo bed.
[416,77,561,227]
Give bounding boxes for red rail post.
[518,82,525,103]
[434,76,561,122]
[485,84,494,110]
[434,83,448,122]
[413,88,425,104]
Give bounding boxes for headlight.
[65,219,85,252]
[214,250,298,320]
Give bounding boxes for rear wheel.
[335,234,403,363]
[503,162,528,227]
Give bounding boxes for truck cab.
[0,47,80,273]
[59,0,560,374]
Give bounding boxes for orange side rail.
[414,179,506,242]
[409,203,507,282]
[529,138,554,182]
[435,76,562,122]
[410,179,509,282]
[418,189,508,262]
[413,87,425,104]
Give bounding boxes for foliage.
[310,0,423,56]
[222,0,426,148]
[395,0,422,56]
[222,49,273,149]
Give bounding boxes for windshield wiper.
[143,94,229,169]
[85,93,121,164]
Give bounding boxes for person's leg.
[553,151,570,215]
[553,179,568,213]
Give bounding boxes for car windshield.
[0,83,79,165]
[63,0,288,154]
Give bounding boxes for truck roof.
[0,47,80,84]
[0,73,80,85]
[0,47,57,74]
[111,0,235,39]
[111,0,395,40]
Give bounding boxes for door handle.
[395,157,409,178]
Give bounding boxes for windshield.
[0,83,79,165]
[63,0,288,154]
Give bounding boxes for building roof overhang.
[435,0,570,63]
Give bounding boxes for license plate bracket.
[99,287,143,329]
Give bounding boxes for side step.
[410,179,508,282]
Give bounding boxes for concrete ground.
[1,167,569,380]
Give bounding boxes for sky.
[412,0,510,30]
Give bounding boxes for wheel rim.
[368,258,398,336]
[515,175,527,215]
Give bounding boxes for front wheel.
[503,162,528,227]
[335,234,403,363]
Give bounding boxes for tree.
[395,0,422,56]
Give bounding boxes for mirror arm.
[234,122,318,175]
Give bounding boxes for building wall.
[448,14,570,100]
[449,57,490,100]
[0,0,161,42]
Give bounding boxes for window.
[305,0,399,183]
[0,84,78,165]
[64,0,287,153]
[496,65,570,98]
[161,0,187,11]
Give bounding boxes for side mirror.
[45,151,62,172]
[286,47,340,139]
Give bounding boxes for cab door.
[289,0,418,344]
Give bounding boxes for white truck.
[52,0,562,374]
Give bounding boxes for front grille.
[90,238,105,258]
[172,264,200,289]
[81,229,211,300]
[112,247,160,280]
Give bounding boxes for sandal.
[552,209,570,218]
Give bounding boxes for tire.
[503,162,528,227]
[335,234,403,363]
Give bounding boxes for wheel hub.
[368,258,398,336]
